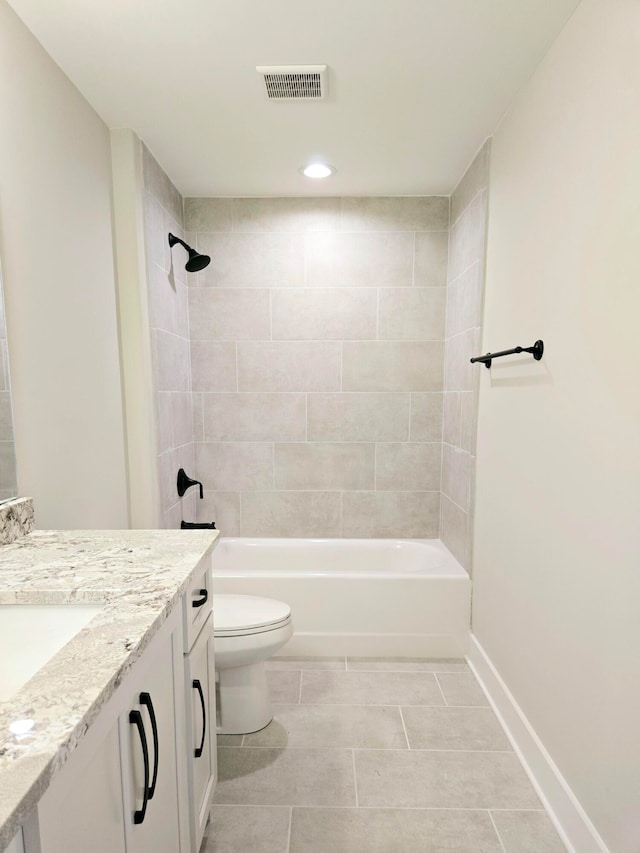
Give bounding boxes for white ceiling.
[8,0,580,197]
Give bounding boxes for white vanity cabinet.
[36,603,188,853]
[4,831,24,853]
[181,555,217,852]
[119,608,186,853]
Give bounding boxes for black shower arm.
[168,233,189,252]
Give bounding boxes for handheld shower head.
[168,233,211,272]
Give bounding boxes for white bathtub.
[212,538,471,658]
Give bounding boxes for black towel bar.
[470,340,544,369]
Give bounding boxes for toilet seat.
[213,594,291,637]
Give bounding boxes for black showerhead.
[168,233,211,272]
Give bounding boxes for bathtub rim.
[212,536,469,581]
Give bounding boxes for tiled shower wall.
[441,142,490,569]
[141,146,197,527]
[184,197,449,538]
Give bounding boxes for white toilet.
[213,594,293,734]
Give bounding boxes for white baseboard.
[281,631,468,659]
[468,634,609,853]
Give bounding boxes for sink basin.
[0,604,104,702]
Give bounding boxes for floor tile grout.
[433,671,449,705]
[488,810,508,852]
[398,705,411,749]
[217,746,516,754]
[286,805,293,853]
[212,803,549,812]
[213,660,562,850]
[351,749,359,807]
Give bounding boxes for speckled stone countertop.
[0,528,219,849]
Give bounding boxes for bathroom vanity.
[0,528,219,853]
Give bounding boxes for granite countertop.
[0,528,219,849]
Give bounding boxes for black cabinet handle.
[193,679,206,758]
[140,692,159,800]
[192,589,208,608]
[129,710,149,825]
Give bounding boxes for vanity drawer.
[183,557,212,653]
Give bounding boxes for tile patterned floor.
[201,658,566,852]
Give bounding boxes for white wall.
[0,0,129,527]
[473,1,640,850]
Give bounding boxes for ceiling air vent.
[256,65,328,101]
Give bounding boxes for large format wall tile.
[189,288,270,340]
[155,330,190,393]
[305,232,414,287]
[410,393,443,441]
[414,230,449,286]
[377,288,446,340]
[341,197,449,232]
[196,491,241,535]
[203,393,306,441]
[237,342,341,391]
[307,393,411,442]
[197,233,304,287]
[183,197,233,232]
[376,443,441,491]
[194,442,273,491]
[441,444,471,511]
[190,342,237,392]
[232,197,342,233]
[342,342,444,391]
[271,288,377,340]
[241,491,341,537]
[442,150,487,568]
[184,195,454,537]
[274,443,375,490]
[342,491,440,538]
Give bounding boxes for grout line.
[217,744,514,754]
[373,445,377,490]
[352,750,359,807]
[210,803,546,812]
[286,806,293,853]
[408,392,413,441]
[433,673,448,706]
[488,811,508,853]
[398,706,411,750]
[412,231,416,286]
[269,288,273,341]
[298,671,304,704]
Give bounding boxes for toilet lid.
[213,594,291,633]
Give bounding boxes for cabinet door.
[5,829,24,853]
[37,714,126,853]
[184,613,217,852]
[120,620,182,853]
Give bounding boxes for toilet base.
[216,661,273,734]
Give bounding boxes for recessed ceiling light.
[301,163,335,179]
